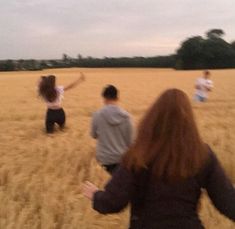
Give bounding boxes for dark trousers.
[46,108,66,133]
[102,164,119,175]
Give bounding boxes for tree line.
[1,29,235,71]
[176,29,235,69]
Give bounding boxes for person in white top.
[38,72,85,133]
[194,70,213,102]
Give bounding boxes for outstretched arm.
[83,165,133,214]
[205,81,213,92]
[64,72,85,91]
[204,150,235,221]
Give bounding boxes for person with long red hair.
[83,88,235,229]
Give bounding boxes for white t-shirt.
[46,86,64,108]
[195,77,213,98]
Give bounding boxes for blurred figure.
[84,88,235,229]
[91,85,133,174]
[38,72,85,133]
[194,70,213,102]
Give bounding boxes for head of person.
[203,70,210,79]
[102,85,119,104]
[38,75,57,102]
[124,88,208,183]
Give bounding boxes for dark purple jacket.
[93,147,235,229]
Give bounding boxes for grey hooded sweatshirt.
[91,104,133,165]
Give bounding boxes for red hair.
[123,88,208,183]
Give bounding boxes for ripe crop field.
[0,68,234,229]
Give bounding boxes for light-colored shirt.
[195,77,213,98]
[46,86,64,108]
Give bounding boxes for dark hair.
[38,75,58,102]
[102,85,118,100]
[123,88,208,183]
[204,70,210,75]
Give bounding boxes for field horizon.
[0,68,234,228]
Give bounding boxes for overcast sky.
[0,0,234,59]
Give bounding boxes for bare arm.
[64,72,85,91]
[203,80,213,92]
[205,84,213,92]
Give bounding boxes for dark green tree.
[206,29,224,39]
[231,41,235,50]
[176,29,235,69]
[176,36,205,69]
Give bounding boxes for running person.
[194,70,213,102]
[84,88,235,228]
[38,73,85,133]
[91,85,133,174]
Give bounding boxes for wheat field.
[0,68,234,229]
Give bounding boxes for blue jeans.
[194,94,206,102]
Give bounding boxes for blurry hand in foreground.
[83,181,98,200]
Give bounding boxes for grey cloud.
[0,0,234,59]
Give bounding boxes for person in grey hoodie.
[91,85,133,174]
